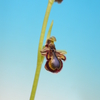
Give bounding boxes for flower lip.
[55,0,63,3]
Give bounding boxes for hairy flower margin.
[30,0,66,100]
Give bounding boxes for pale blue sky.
[0,0,100,100]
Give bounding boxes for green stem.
[30,0,54,100]
[41,20,54,63]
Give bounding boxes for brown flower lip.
[55,0,63,3]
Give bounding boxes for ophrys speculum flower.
[41,36,67,73]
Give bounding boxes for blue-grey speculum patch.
[51,52,60,69]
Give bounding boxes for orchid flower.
[41,36,67,73]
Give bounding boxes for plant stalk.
[30,0,54,100]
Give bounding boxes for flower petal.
[56,50,67,55]
[56,51,66,61]
[40,47,50,56]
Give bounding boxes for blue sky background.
[0,0,100,100]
